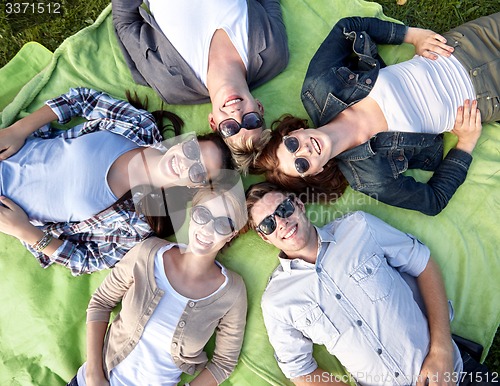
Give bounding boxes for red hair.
[251,115,348,204]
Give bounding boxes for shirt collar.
[277,225,336,272]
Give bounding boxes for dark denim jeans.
[66,375,78,386]
[460,350,499,386]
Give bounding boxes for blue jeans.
[66,376,78,386]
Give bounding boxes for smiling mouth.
[311,138,321,155]
[196,233,213,247]
[223,96,243,108]
[283,224,298,240]
[170,156,180,176]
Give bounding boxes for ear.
[208,113,217,131]
[256,99,265,116]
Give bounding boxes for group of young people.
[0,0,498,385]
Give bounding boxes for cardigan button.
[188,301,196,308]
[179,320,186,328]
[172,342,178,348]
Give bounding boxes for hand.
[452,99,482,154]
[404,27,454,60]
[0,125,28,161]
[416,344,455,386]
[0,196,33,239]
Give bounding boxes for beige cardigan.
[87,237,247,384]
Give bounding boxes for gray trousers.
[444,12,500,122]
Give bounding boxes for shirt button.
[377,348,382,355]
[348,74,355,80]
[179,320,186,328]
[365,78,372,85]
[316,267,321,273]
[366,268,372,274]
[305,318,311,326]
[188,301,196,308]
[472,70,478,76]
[395,372,400,378]
[336,294,341,300]
[357,320,363,326]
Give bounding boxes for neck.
[174,247,219,277]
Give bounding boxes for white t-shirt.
[77,244,229,385]
[146,0,249,86]
[368,54,475,134]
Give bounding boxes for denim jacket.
[301,17,472,215]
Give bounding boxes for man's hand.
[417,343,455,386]
[0,125,28,161]
[452,99,482,154]
[404,27,454,60]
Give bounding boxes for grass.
[0,0,499,374]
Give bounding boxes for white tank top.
[146,0,249,86]
[0,129,138,224]
[368,54,475,133]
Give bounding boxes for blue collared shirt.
[261,211,462,385]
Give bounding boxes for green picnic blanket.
[0,1,498,385]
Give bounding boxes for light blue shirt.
[261,211,462,385]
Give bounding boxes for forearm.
[416,257,453,357]
[189,368,218,386]
[86,321,109,381]
[292,368,350,386]
[9,105,58,137]
[14,222,63,256]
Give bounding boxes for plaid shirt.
[24,88,165,276]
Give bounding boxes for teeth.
[283,225,297,239]
[196,234,212,246]
[224,98,242,107]
[171,157,180,176]
[312,138,321,155]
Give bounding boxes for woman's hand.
[404,27,454,60]
[452,99,482,154]
[0,125,28,161]
[0,196,33,239]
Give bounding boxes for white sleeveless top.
[368,54,475,133]
[0,129,138,224]
[146,0,249,86]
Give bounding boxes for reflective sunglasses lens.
[214,218,235,235]
[284,136,300,153]
[295,158,310,174]
[276,198,295,218]
[182,139,200,160]
[189,163,208,184]
[242,112,263,129]
[218,119,240,138]
[257,215,277,235]
[192,206,211,225]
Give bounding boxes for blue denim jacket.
[301,17,472,215]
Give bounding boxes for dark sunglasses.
[217,112,263,138]
[256,195,296,235]
[191,206,235,236]
[181,137,209,185]
[283,135,310,176]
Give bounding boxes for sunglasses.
[217,112,264,138]
[283,135,310,175]
[256,195,296,235]
[191,206,235,236]
[181,137,209,185]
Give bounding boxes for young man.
[112,0,288,163]
[246,181,494,386]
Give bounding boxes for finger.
[432,33,447,44]
[462,99,471,120]
[469,100,478,122]
[0,147,13,161]
[422,50,439,60]
[0,196,16,210]
[475,109,482,128]
[455,106,464,125]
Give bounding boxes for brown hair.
[245,181,293,231]
[121,92,235,237]
[251,115,348,204]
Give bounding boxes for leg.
[459,350,498,386]
[443,13,500,122]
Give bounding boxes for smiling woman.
[0,87,234,275]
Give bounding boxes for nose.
[295,141,312,157]
[275,215,288,231]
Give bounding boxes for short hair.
[198,132,235,181]
[225,128,272,175]
[245,181,292,230]
[251,114,348,204]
